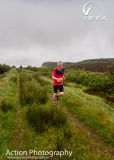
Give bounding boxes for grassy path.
[63,106,114,159]
[43,77,114,159]
[63,84,114,145]
[1,71,114,159]
[8,74,30,150]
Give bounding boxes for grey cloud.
[0,0,114,66]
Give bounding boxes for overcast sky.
[0,0,114,67]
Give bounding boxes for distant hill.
[41,62,75,68]
[41,58,114,72]
[76,58,114,64]
[69,58,114,72]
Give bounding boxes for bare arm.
[52,76,64,82]
[52,76,57,81]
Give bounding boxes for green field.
[0,68,114,160]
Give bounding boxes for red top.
[52,67,64,86]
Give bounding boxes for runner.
[52,61,65,102]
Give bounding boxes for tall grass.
[0,111,15,160]
[0,69,17,159]
[20,72,48,105]
[0,69,17,112]
[26,103,67,132]
[33,72,49,86]
[0,99,14,113]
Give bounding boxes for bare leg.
[53,93,58,100]
[58,92,64,96]
[56,92,64,101]
[53,92,64,101]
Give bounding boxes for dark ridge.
[41,58,114,72]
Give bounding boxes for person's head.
[57,61,63,69]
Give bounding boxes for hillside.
[41,58,114,72]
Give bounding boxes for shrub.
[0,64,11,74]
[66,69,110,88]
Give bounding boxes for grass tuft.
[20,72,48,105]
[26,103,67,132]
[56,134,64,151]
[63,126,72,140]
[0,99,14,113]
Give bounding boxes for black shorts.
[53,85,64,93]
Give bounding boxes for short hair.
[57,61,63,66]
